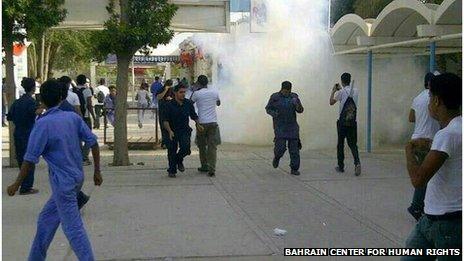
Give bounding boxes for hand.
[332,84,340,92]
[168,131,175,140]
[94,170,103,186]
[196,123,204,132]
[7,182,19,196]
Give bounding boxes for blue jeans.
[166,130,191,174]
[15,137,35,192]
[402,215,462,261]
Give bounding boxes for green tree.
[92,0,177,166]
[28,30,95,79]
[331,0,355,26]
[2,0,66,167]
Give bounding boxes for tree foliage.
[92,0,178,59]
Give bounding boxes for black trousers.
[165,130,192,174]
[337,120,360,170]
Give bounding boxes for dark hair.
[429,73,461,111]
[424,72,435,88]
[109,85,116,91]
[341,73,351,85]
[59,82,68,100]
[173,84,187,92]
[99,78,106,85]
[197,75,208,87]
[21,77,36,93]
[141,82,149,89]
[76,74,87,85]
[164,79,173,87]
[58,76,72,85]
[281,81,292,90]
[40,79,62,108]
[155,76,160,81]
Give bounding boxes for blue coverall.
[24,107,97,261]
[265,92,303,171]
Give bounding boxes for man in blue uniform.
[266,81,304,175]
[7,79,103,261]
[7,77,41,195]
[162,84,204,177]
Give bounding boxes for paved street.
[2,127,415,260]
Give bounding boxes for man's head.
[109,85,117,96]
[424,72,435,89]
[173,84,187,101]
[76,74,87,85]
[40,79,62,108]
[35,77,42,83]
[428,73,461,120]
[155,76,160,82]
[58,76,72,99]
[165,79,173,88]
[2,78,5,84]
[197,75,209,87]
[21,77,36,94]
[99,78,106,85]
[281,81,292,96]
[341,73,351,86]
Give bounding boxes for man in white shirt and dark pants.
[329,72,361,176]
[94,78,109,129]
[407,72,440,221]
[191,75,221,177]
[402,73,461,260]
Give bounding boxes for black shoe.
[208,172,215,177]
[335,166,344,173]
[78,193,90,210]
[291,170,300,176]
[198,166,209,172]
[19,188,39,195]
[407,207,423,222]
[272,158,279,168]
[355,164,361,176]
[168,172,176,178]
[178,162,185,172]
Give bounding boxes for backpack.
[73,87,86,116]
[97,90,105,103]
[339,85,357,127]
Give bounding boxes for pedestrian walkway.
[2,142,415,260]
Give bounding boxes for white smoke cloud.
[192,0,428,150]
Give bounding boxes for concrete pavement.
[2,136,416,260]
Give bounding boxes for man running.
[7,79,102,260]
[266,81,304,176]
[162,84,204,177]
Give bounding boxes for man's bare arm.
[91,143,102,186]
[409,109,415,123]
[7,161,34,196]
[405,140,446,188]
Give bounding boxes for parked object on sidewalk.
[273,228,287,236]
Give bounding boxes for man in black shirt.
[156,79,174,149]
[162,84,204,177]
[7,77,41,194]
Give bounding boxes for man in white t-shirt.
[402,73,461,260]
[329,72,361,176]
[190,75,221,177]
[407,72,441,221]
[94,78,109,129]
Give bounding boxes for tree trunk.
[43,41,52,81]
[112,54,131,166]
[2,18,18,167]
[28,42,37,77]
[47,45,60,79]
